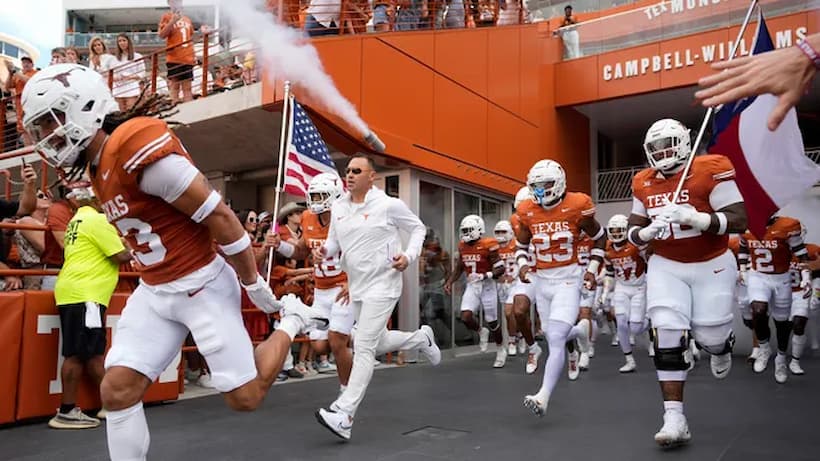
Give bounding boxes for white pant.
[533,275,581,327]
[791,292,809,320]
[333,297,429,417]
[310,286,355,341]
[736,281,751,320]
[105,263,257,393]
[748,271,792,320]
[504,279,535,304]
[460,279,498,322]
[647,250,736,329]
[613,283,647,323]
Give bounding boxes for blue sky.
[0,0,64,68]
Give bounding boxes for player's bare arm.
[444,258,465,295]
[514,222,533,283]
[488,249,505,279]
[579,216,605,289]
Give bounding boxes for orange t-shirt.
[741,217,801,275]
[632,155,735,263]
[41,200,75,267]
[159,12,196,65]
[458,237,500,275]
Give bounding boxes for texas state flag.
[708,10,820,238]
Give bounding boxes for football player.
[516,160,604,417]
[601,214,648,373]
[21,64,327,461]
[729,234,757,362]
[787,225,818,375]
[629,118,746,447]
[445,215,507,367]
[495,220,523,357]
[739,216,810,383]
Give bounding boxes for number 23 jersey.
[517,191,595,277]
[90,117,217,286]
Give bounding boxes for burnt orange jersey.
[632,155,735,263]
[90,117,216,286]
[576,234,593,267]
[458,237,500,275]
[301,210,347,289]
[510,213,523,236]
[742,217,802,274]
[605,241,646,283]
[517,192,595,271]
[159,12,195,65]
[498,239,518,278]
[791,243,820,292]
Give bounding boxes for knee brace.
[652,329,691,371]
[700,331,736,356]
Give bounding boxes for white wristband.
[485,271,493,280]
[219,233,251,256]
[192,190,222,223]
[586,259,600,275]
[278,240,295,258]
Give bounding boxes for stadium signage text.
[644,0,730,20]
[602,26,807,81]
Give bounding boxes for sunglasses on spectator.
[246,216,257,223]
[36,191,48,199]
[346,167,370,175]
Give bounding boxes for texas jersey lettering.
[458,237,500,275]
[741,217,802,275]
[90,117,215,286]
[632,154,735,262]
[517,192,595,271]
[301,210,347,289]
[605,241,646,283]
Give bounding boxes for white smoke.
[219,0,370,136]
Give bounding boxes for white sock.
[616,314,632,354]
[277,316,303,340]
[537,320,572,401]
[664,401,684,414]
[107,402,150,461]
[792,334,806,360]
[529,343,539,353]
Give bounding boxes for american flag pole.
[267,81,292,284]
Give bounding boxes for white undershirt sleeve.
[138,154,200,203]
[709,180,744,211]
[631,197,647,217]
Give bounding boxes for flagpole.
[672,0,759,203]
[267,81,291,284]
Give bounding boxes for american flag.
[283,101,337,197]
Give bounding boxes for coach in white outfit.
[315,154,441,441]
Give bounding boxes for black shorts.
[167,62,194,82]
[58,303,107,360]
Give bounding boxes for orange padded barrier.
[0,293,24,424]
[14,291,180,421]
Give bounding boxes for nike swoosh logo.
[714,367,729,376]
[714,268,726,274]
[187,287,205,297]
[102,170,110,181]
[561,208,571,212]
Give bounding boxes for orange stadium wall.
[1,291,180,423]
[262,23,593,195]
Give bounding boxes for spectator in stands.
[561,4,577,26]
[372,1,393,32]
[65,47,81,65]
[41,184,79,290]
[242,51,257,85]
[50,48,68,65]
[256,211,273,244]
[4,57,38,145]
[497,0,527,26]
[14,189,52,289]
[0,220,23,291]
[395,0,428,30]
[112,34,146,112]
[305,0,344,36]
[556,4,581,59]
[346,0,373,33]
[159,0,197,104]
[439,0,466,28]
[49,185,131,429]
[277,201,305,243]
[88,37,117,74]
[468,0,496,27]
[0,162,37,220]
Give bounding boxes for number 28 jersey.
[90,117,216,287]
[517,192,595,278]
[301,210,347,289]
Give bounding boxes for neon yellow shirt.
[54,206,125,306]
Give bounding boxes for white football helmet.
[493,220,514,244]
[307,172,344,214]
[643,118,691,174]
[514,186,532,210]
[460,215,485,243]
[527,160,566,209]
[21,64,117,169]
[607,214,629,243]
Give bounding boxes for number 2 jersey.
[516,191,596,279]
[301,210,347,289]
[740,217,802,275]
[631,154,738,263]
[90,117,217,287]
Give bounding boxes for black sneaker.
[287,368,304,379]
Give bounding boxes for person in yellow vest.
[49,185,132,430]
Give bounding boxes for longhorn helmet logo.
[47,67,85,88]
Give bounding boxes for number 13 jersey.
[517,192,595,278]
[90,117,217,287]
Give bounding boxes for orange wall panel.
[309,39,364,134]
[487,105,538,179]
[0,293,24,424]
[519,26,542,125]
[487,27,522,115]
[554,108,591,194]
[554,56,598,106]
[361,38,435,148]
[379,32,436,68]
[16,292,179,421]
[433,75,488,166]
[434,29,489,98]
